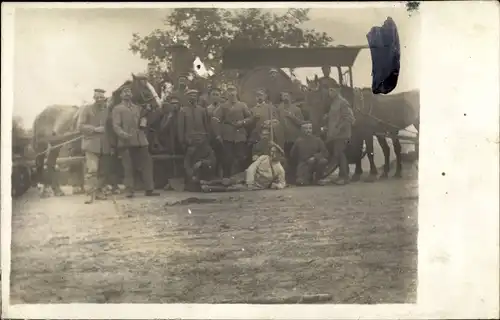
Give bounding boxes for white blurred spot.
[208,53,214,60]
[193,57,214,78]
[188,208,192,214]
[242,248,245,251]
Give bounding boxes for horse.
[304,77,419,181]
[32,74,162,198]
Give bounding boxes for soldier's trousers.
[327,139,349,178]
[84,152,112,194]
[284,141,296,183]
[296,156,328,185]
[118,146,155,191]
[222,141,248,178]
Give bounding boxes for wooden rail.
[14,154,184,168]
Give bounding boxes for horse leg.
[34,146,48,197]
[351,137,364,182]
[46,146,65,196]
[364,135,378,182]
[391,134,403,178]
[377,135,391,179]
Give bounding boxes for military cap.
[94,88,106,94]
[269,68,279,73]
[226,84,237,90]
[120,83,132,91]
[269,141,285,155]
[186,89,199,96]
[167,95,181,102]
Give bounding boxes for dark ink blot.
[441,172,446,176]
[196,64,201,70]
[464,113,467,116]
[366,17,400,94]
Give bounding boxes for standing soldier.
[277,90,304,183]
[206,87,224,177]
[323,86,356,185]
[290,122,329,186]
[78,88,114,204]
[213,84,253,178]
[249,89,285,149]
[177,89,211,152]
[111,84,160,197]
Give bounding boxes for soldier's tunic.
[213,100,253,177]
[77,102,113,194]
[249,102,283,145]
[177,103,210,148]
[206,102,224,176]
[111,100,155,191]
[277,102,304,159]
[290,134,329,185]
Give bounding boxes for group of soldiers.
[77,64,355,203]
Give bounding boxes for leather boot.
[84,191,95,204]
[145,190,160,196]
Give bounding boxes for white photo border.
[2,1,499,319]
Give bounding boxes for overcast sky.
[13,5,419,125]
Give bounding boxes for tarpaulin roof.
[222,46,367,70]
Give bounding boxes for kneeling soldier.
[290,122,329,186]
[184,133,216,192]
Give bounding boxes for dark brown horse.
[304,79,419,181]
[32,74,161,197]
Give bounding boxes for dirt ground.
[10,167,418,304]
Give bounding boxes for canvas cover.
[222,46,364,70]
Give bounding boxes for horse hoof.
[393,172,403,179]
[379,173,389,179]
[351,174,361,182]
[364,175,378,183]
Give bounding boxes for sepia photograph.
[8,3,420,305]
[2,2,498,319]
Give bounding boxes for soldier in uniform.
[213,84,253,178]
[249,89,284,149]
[205,87,224,177]
[177,89,211,152]
[77,88,114,204]
[111,84,160,197]
[183,133,216,192]
[277,90,305,183]
[323,86,356,185]
[318,66,340,89]
[290,122,329,186]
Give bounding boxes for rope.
[35,134,84,158]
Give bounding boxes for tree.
[129,8,333,82]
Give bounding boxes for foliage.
[405,1,420,15]
[129,8,333,82]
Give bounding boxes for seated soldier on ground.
[183,133,217,192]
[290,122,329,186]
[200,142,286,193]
